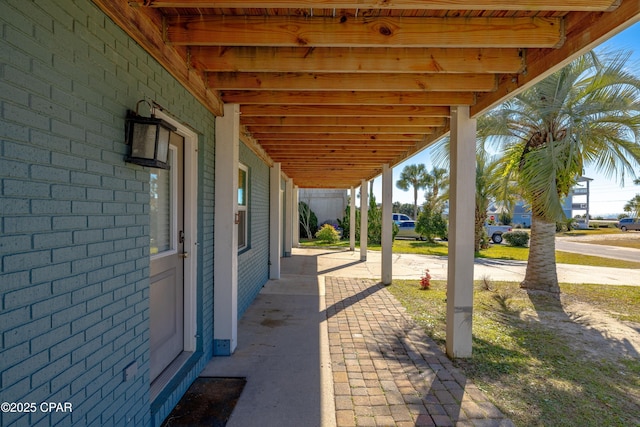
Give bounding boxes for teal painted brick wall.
[0,1,215,426]
[237,143,270,318]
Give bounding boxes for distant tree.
[299,200,318,239]
[396,164,428,219]
[423,167,449,211]
[624,194,640,218]
[394,203,415,218]
[415,204,448,243]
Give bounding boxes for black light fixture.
[124,100,176,169]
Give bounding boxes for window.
[150,148,175,255]
[238,164,248,250]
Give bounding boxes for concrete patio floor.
[201,248,524,426]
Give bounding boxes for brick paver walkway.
[325,277,514,427]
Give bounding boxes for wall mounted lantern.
[125,100,176,169]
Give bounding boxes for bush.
[415,205,448,243]
[503,230,530,247]
[315,223,340,243]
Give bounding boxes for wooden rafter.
[239,105,451,117]
[221,90,475,105]
[208,72,498,92]
[192,47,526,74]
[166,16,565,49]
[131,0,621,12]
[241,116,446,127]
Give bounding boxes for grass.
[387,280,640,427]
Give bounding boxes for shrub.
[415,205,448,243]
[503,230,530,247]
[315,223,340,243]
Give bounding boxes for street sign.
[572,203,588,209]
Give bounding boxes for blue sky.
[373,22,640,218]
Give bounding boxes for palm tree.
[424,167,449,211]
[474,145,513,251]
[624,194,640,218]
[396,164,428,219]
[480,50,640,293]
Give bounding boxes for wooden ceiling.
[94,0,640,188]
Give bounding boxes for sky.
[370,22,640,218]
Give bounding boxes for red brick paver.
[325,277,514,427]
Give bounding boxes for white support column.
[283,178,293,257]
[349,186,356,251]
[293,185,299,248]
[446,106,477,359]
[269,163,282,279]
[359,179,368,261]
[381,164,393,285]
[214,103,240,356]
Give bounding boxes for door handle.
[179,252,189,259]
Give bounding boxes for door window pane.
[150,151,173,254]
[238,164,248,250]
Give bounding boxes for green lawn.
[387,280,640,427]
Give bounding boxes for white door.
[149,132,185,381]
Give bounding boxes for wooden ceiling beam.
[240,105,451,117]
[133,0,620,12]
[166,16,564,48]
[192,47,525,74]
[259,140,416,146]
[208,72,498,92]
[254,133,424,140]
[222,90,475,105]
[245,126,435,134]
[241,116,446,127]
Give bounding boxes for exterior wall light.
[125,100,176,169]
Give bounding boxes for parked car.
[616,217,640,231]
[392,213,412,224]
[485,224,512,244]
[395,220,424,240]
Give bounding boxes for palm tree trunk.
[474,205,487,252]
[413,187,418,219]
[521,213,560,294]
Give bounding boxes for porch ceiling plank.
[132,0,620,12]
[192,47,526,74]
[241,116,447,126]
[90,0,223,116]
[252,133,424,140]
[259,139,417,145]
[221,90,476,105]
[239,105,451,117]
[242,116,447,127]
[245,126,436,134]
[165,16,565,48]
[207,72,499,92]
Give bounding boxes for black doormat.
[161,377,247,427]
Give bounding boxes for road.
[555,236,640,263]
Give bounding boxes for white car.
[395,220,425,240]
[392,213,412,224]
